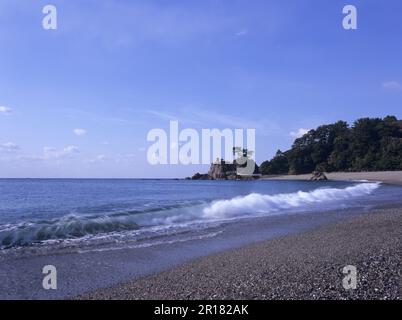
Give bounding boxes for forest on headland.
[260,116,402,175]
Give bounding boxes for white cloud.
[95,154,106,161]
[64,146,79,153]
[0,106,12,114]
[382,81,402,91]
[235,29,248,37]
[115,153,137,163]
[290,128,310,139]
[73,128,87,136]
[85,153,137,164]
[0,142,19,152]
[43,145,80,159]
[1,145,80,163]
[86,154,107,164]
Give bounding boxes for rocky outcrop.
[310,171,328,181]
[207,162,237,180]
[190,173,211,180]
[190,157,261,181]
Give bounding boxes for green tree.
[260,116,402,175]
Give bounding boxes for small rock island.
[188,148,261,181]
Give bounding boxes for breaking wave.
[202,182,380,219]
[0,182,380,248]
[0,214,140,247]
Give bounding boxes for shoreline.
[1,205,369,299]
[2,171,402,185]
[1,180,401,300]
[261,171,402,186]
[78,208,402,300]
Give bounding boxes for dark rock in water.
[310,171,328,181]
[191,173,211,180]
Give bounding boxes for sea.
[1,178,402,299]
[0,178,400,253]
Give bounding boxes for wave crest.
[0,214,140,247]
[202,182,380,219]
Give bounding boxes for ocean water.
[0,179,399,252]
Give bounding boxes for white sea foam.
[77,230,224,253]
[202,182,380,220]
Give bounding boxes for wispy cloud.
[147,107,281,136]
[382,81,402,91]
[115,154,137,164]
[43,145,80,159]
[57,107,143,126]
[0,106,12,114]
[1,145,80,163]
[85,154,107,164]
[290,128,310,139]
[235,28,248,37]
[73,128,87,136]
[64,2,238,48]
[188,109,267,131]
[84,153,137,165]
[0,142,19,152]
[147,110,180,121]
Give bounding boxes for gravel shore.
[262,171,402,185]
[78,209,402,300]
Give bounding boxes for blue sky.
[1,0,402,178]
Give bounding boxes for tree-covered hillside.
[260,116,402,175]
